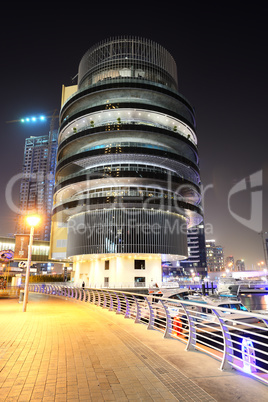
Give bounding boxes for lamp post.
[22,215,41,312]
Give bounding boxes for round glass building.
[50,36,203,287]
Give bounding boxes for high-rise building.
[179,224,207,276]
[225,255,235,270]
[50,37,203,287]
[236,259,245,271]
[16,130,58,241]
[205,240,224,272]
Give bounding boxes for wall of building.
[61,85,78,107]
[72,255,162,288]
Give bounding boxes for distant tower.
[16,130,58,241]
[205,240,224,272]
[236,259,245,271]
[179,224,207,276]
[225,255,235,271]
[50,36,203,287]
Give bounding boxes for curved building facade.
[50,37,203,287]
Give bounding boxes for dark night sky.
[1,4,267,268]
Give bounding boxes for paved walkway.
[0,294,267,402]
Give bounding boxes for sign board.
[14,235,30,260]
[63,266,68,281]
[0,249,14,262]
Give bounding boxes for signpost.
[14,235,30,260]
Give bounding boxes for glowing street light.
[20,115,46,123]
[22,214,41,312]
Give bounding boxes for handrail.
[29,285,268,385]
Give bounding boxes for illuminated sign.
[0,249,14,262]
[14,235,30,260]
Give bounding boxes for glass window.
[134,277,145,287]
[104,277,109,286]
[105,260,110,270]
[134,260,145,269]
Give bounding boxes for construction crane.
[6,109,59,133]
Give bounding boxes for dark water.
[239,293,268,311]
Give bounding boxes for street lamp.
[22,214,41,312]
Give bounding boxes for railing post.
[89,289,94,303]
[181,303,196,351]
[84,289,90,302]
[132,295,141,323]
[144,296,155,330]
[96,290,101,306]
[108,292,114,311]
[115,293,121,314]
[159,300,172,338]
[92,290,96,304]
[79,289,83,301]
[102,291,107,308]
[262,318,268,328]
[212,309,234,371]
[122,293,130,318]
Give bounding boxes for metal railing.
[29,284,268,385]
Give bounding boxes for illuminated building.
[50,37,203,287]
[236,259,245,271]
[225,255,235,270]
[205,240,224,272]
[179,224,207,276]
[16,131,58,241]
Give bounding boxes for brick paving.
[0,293,267,401]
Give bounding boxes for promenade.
[0,294,267,402]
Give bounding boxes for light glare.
[26,215,41,227]
[21,115,47,123]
